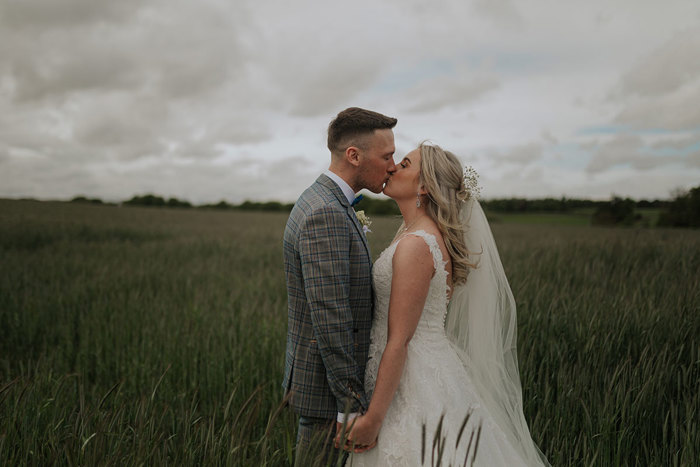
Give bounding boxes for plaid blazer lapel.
[346,205,371,259]
[318,174,371,260]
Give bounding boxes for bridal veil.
[445,198,550,466]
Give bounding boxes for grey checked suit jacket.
[283,174,373,419]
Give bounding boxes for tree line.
[69,185,699,228]
[70,195,295,212]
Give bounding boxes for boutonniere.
[355,210,372,234]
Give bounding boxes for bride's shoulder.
[405,228,444,249]
[403,228,450,268]
[392,234,435,274]
[393,229,444,261]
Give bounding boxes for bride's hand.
[345,414,380,452]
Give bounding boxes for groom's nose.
[387,159,397,174]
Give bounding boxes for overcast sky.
[1,0,699,203]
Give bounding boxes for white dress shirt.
[324,170,356,205]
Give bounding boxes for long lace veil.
[445,198,549,466]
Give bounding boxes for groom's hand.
[342,414,380,452]
[334,420,376,452]
[334,421,351,450]
[351,438,377,453]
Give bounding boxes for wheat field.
[0,199,698,466]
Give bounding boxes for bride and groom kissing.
[283,107,549,466]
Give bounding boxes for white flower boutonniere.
[355,210,372,234]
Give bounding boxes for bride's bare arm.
[346,236,434,448]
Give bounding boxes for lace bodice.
[365,230,450,395]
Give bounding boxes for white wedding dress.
[351,230,535,466]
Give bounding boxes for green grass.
[489,212,592,226]
[487,208,664,227]
[1,200,698,466]
[636,208,662,226]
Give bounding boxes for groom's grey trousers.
[295,415,346,466]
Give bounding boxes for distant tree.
[70,196,104,204]
[261,201,284,211]
[124,194,166,206]
[483,198,529,212]
[200,200,235,210]
[636,199,669,209]
[481,197,606,213]
[657,186,700,228]
[166,198,192,208]
[592,197,641,226]
[236,200,293,212]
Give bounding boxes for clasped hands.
[334,414,380,453]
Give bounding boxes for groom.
[283,107,397,464]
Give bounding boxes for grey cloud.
[39,92,170,161]
[0,0,268,183]
[613,85,700,130]
[541,130,558,145]
[246,18,390,118]
[485,141,545,166]
[472,0,524,28]
[75,105,162,149]
[212,122,271,146]
[573,172,700,201]
[688,149,700,168]
[499,165,543,182]
[616,28,700,98]
[287,64,383,118]
[585,134,695,174]
[404,75,500,113]
[650,134,700,150]
[0,0,143,30]
[0,148,97,200]
[11,54,140,103]
[611,27,700,130]
[486,165,551,199]
[107,155,320,204]
[0,3,149,103]
[0,113,66,151]
[651,135,700,169]
[499,142,543,164]
[4,7,246,104]
[586,134,643,173]
[164,140,222,162]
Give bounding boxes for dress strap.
[402,230,446,273]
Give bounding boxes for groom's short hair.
[327,107,397,156]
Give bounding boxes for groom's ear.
[346,146,361,167]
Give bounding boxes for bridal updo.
[418,143,474,285]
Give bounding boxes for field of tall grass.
[1,199,698,466]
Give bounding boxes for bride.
[339,143,549,466]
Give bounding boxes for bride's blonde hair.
[418,142,475,285]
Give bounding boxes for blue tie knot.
[351,194,363,207]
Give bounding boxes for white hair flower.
[462,166,481,201]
